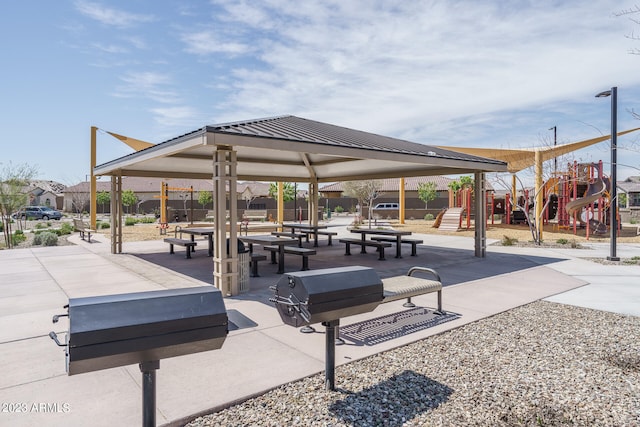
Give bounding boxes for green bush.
[630,218,638,225]
[139,217,156,224]
[125,217,137,226]
[97,221,110,229]
[556,238,568,245]
[59,222,74,235]
[35,223,47,229]
[12,230,26,245]
[334,206,344,213]
[0,221,3,232]
[424,213,434,220]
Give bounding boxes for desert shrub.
[334,205,344,213]
[139,217,156,224]
[125,217,137,226]
[12,230,26,245]
[35,223,47,229]
[424,213,434,220]
[501,235,518,246]
[97,221,110,229]
[0,222,3,232]
[630,218,638,225]
[556,238,568,245]
[33,231,58,246]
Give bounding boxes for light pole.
[595,87,619,261]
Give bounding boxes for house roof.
[64,177,280,195]
[94,115,507,182]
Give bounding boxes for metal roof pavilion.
[93,115,507,296]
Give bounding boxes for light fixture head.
[595,90,612,98]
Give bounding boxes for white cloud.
[74,1,154,28]
[113,71,181,104]
[181,30,251,55]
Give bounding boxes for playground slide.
[564,178,608,217]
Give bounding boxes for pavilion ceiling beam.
[299,153,317,181]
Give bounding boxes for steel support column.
[474,172,486,258]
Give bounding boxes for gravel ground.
[186,301,640,427]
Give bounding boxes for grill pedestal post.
[140,360,160,427]
[322,320,339,391]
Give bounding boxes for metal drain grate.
[339,308,460,346]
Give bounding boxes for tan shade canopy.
[438,128,640,173]
[106,131,154,151]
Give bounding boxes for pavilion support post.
[399,178,405,225]
[110,174,122,254]
[277,182,284,228]
[535,150,543,242]
[212,146,238,296]
[309,179,319,226]
[474,172,486,258]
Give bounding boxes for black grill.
[50,286,228,426]
[270,266,383,390]
[271,266,383,328]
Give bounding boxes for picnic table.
[239,235,298,274]
[349,228,413,258]
[179,227,215,257]
[282,223,328,247]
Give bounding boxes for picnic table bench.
[338,238,392,260]
[163,237,197,259]
[370,236,423,256]
[381,266,443,312]
[250,253,267,277]
[263,245,316,271]
[73,218,96,243]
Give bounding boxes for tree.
[67,181,91,216]
[0,162,37,249]
[198,190,212,209]
[121,189,137,214]
[417,181,437,209]
[96,191,110,214]
[342,180,383,228]
[268,182,296,202]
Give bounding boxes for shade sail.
[437,128,640,173]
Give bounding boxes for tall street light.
[595,87,619,261]
[548,126,557,175]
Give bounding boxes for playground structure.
[155,182,194,229]
[437,161,616,239]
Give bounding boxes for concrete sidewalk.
[1,224,638,427]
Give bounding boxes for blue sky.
[2,1,640,186]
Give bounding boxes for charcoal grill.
[270,266,383,390]
[49,286,228,427]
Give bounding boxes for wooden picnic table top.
[350,228,412,236]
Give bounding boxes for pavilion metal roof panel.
[94,115,507,181]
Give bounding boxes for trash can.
[227,238,250,293]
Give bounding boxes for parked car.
[373,203,399,210]
[12,206,63,220]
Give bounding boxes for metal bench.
[263,245,316,271]
[250,253,267,277]
[243,209,267,220]
[163,238,197,259]
[338,238,392,260]
[381,266,442,312]
[371,236,424,256]
[73,218,96,243]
